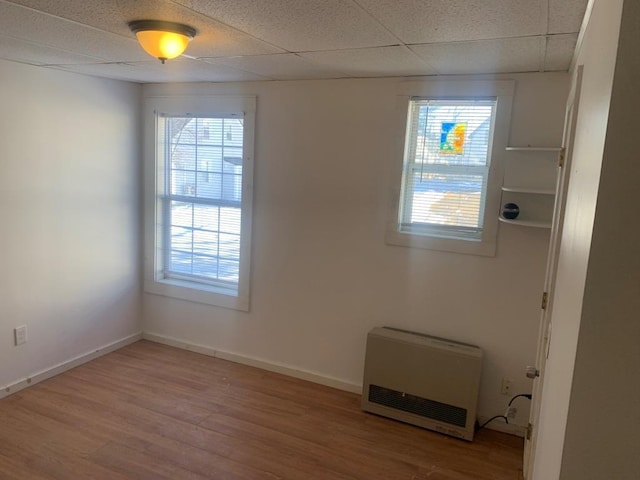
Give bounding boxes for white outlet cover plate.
[14,325,27,345]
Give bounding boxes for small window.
[399,98,497,241]
[386,81,513,256]
[144,96,255,311]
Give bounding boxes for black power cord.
[509,393,532,406]
[475,393,532,432]
[477,414,508,430]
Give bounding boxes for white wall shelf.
[500,146,563,228]
[505,146,563,152]
[499,216,552,229]
[501,186,556,195]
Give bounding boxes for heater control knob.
[526,366,540,379]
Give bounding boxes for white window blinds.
[159,114,244,289]
[399,98,497,241]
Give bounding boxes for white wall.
[533,0,640,478]
[143,73,569,429]
[0,60,142,392]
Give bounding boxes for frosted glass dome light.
[129,20,196,63]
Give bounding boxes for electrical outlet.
[14,325,27,346]
[506,406,518,420]
[501,377,513,396]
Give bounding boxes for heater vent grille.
[368,385,467,427]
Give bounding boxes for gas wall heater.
[362,327,482,441]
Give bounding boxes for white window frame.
[386,80,514,257]
[143,95,255,311]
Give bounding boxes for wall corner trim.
[142,332,363,395]
[0,332,143,399]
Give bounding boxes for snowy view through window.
[162,116,244,286]
[402,99,495,238]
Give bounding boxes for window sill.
[385,229,496,257]
[144,277,249,311]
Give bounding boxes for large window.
[160,115,244,285]
[144,96,255,310]
[387,81,513,256]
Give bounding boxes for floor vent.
[362,327,482,441]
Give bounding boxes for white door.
[523,66,583,479]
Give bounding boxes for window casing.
[144,96,255,310]
[387,81,514,256]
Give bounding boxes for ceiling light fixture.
[128,20,196,64]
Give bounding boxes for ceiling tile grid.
[545,33,580,71]
[299,46,438,77]
[0,34,105,66]
[201,54,349,80]
[548,0,590,33]
[172,0,401,51]
[410,36,545,75]
[53,58,271,83]
[0,1,150,62]
[0,0,590,83]
[355,0,548,44]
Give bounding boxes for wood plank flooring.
[0,341,524,479]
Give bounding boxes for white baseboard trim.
[0,332,143,400]
[142,332,362,395]
[477,415,527,437]
[0,329,524,439]
[141,333,523,438]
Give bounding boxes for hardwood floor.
[0,341,524,479]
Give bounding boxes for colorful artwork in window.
[440,122,467,154]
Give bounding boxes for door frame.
[523,65,584,479]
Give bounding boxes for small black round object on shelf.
[502,203,520,220]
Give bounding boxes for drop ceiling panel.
[299,46,438,77]
[185,29,283,59]
[0,34,104,65]
[150,58,270,82]
[203,54,347,80]
[548,0,590,33]
[4,0,284,58]
[545,34,579,71]
[55,59,270,83]
[172,0,400,51]
[5,0,186,36]
[357,0,546,44]
[410,37,544,75]
[51,63,161,83]
[0,2,149,62]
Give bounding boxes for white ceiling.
[0,0,589,83]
